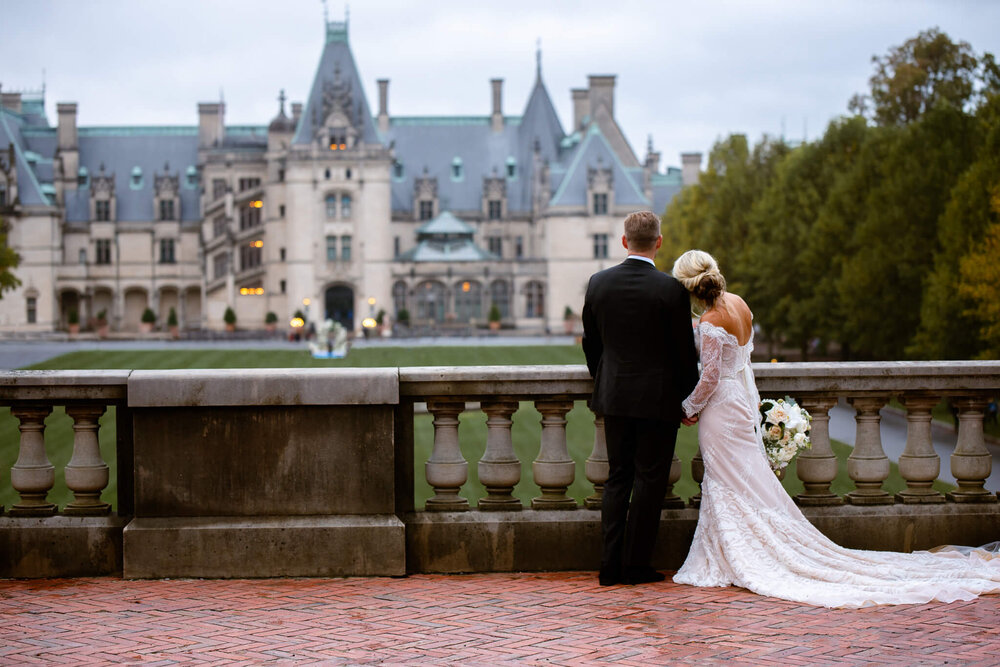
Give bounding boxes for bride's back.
[701,293,753,346]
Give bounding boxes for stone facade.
[0,18,700,335]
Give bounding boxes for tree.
[957,192,1000,359]
[849,28,988,126]
[0,215,21,297]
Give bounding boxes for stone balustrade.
[1,362,998,578]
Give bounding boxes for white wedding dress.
[673,321,1000,608]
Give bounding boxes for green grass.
[2,346,954,511]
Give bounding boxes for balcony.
[1,362,997,578]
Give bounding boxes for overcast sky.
[3,0,999,170]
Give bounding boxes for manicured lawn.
[1,346,953,511]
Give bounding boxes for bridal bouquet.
[760,397,812,471]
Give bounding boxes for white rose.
[793,432,807,446]
[766,405,790,425]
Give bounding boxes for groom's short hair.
[623,211,661,251]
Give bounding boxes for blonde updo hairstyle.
[672,249,726,311]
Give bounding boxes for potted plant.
[563,306,576,334]
[140,307,156,333]
[265,311,278,333]
[224,306,237,332]
[375,308,386,334]
[67,309,80,336]
[396,308,410,328]
[488,303,502,331]
[167,307,179,339]
[95,309,109,338]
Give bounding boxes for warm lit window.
[340,235,352,261]
[326,235,337,261]
[159,238,176,264]
[329,129,347,150]
[159,199,175,221]
[95,200,111,221]
[593,193,608,215]
[488,200,502,220]
[95,239,112,265]
[593,233,608,259]
[419,200,434,221]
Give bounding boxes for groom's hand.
[682,415,699,426]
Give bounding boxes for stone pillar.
[846,396,892,505]
[662,453,685,509]
[896,394,945,504]
[795,396,843,506]
[531,400,576,509]
[63,404,112,515]
[584,413,609,509]
[689,447,704,508]
[9,406,56,516]
[477,400,521,510]
[947,396,997,503]
[424,401,469,511]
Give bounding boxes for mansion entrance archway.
[325,285,354,330]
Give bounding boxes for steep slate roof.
[548,124,650,208]
[292,20,380,146]
[0,108,50,206]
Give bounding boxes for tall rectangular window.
[326,195,337,218]
[95,239,112,264]
[340,235,352,262]
[238,177,261,192]
[213,215,227,238]
[240,245,261,271]
[593,233,608,259]
[95,200,110,221]
[514,236,524,259]
[0,184,7,208]
[592,193,608,215]
[159,238,176,264]
[487,236,502,257]
[279,204,285,218]
[488,200,502,220]
[159,199,175,221]
[280,279,286,294]
[213,252,229,279]
[240,206,261,230]
[78,248,87,264]
[326,235,337,261]
[26,297,37,324]
[393,236,400,258]
[340,194,352,219]
[212,178,227,200]
[419,200,434,221]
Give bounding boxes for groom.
[582,210,699,586]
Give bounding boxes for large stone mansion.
[0,18,700,334]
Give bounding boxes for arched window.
[341,194,351,219]
[416,280,447,323]
[454,280,482,322]
[77,166,89,188]
[130,166,143,190]
[326,194,337,218]
[490,280,510,319]
[506,156,517,179]
[451,157,464,182]
[523,281,545,319]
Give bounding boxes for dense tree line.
[657,29,1000,360]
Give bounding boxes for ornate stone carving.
[321,63,354,127]
[414,172,438,200]
[91,163,115,197]
[482,176,506,200]
[154,162,179,197]
[587,166,613,190]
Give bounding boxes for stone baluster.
[846,396,892,505]
[689,447,704,508]
[63,404,112,515]
[947,396,997,503]
[9,406,56,516]
[662,453,685,509]
[584,413,609,509]
[795,396,843,506]
[896,394,945,504]
[478,400,522,510]
[531,400,577,509]
[424,401,469,511]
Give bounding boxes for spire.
[278,89,287,116]
[536,38,542,81]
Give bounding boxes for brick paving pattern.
[1,572,999,665]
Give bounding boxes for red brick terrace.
[2,572,998,665]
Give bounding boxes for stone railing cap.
[0,370,131,401]
[128,368,399,407]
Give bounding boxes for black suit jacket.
[582,257,699,421]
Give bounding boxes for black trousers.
[601,415,679,574]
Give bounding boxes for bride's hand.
[682,415,699,426]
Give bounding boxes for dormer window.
[506,157,517,179]
[159,199,175,221]
[77,166,89,188]
[593,193,608,215]
[329,128,347,151]
[185,166,198,189]
[130,166,143,190]
[95,200,111,221]
[451,157,464,182]
[393,161,404,180]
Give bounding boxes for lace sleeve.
[681,325,723,417]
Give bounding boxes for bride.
[669,249,1000,608]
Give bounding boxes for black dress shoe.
[598,567,622,586]
[623,567,666,585]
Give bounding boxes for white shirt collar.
[626,255,656,266]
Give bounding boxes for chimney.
[57,103,78,150]
[490,78,503,132]
[291,102,303,126]
[587,75,616,119]
[571,89,589,132]
[1,91,22,113]
[197,102,225,149]
[681,152,702,187]
[377,79,389,133]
